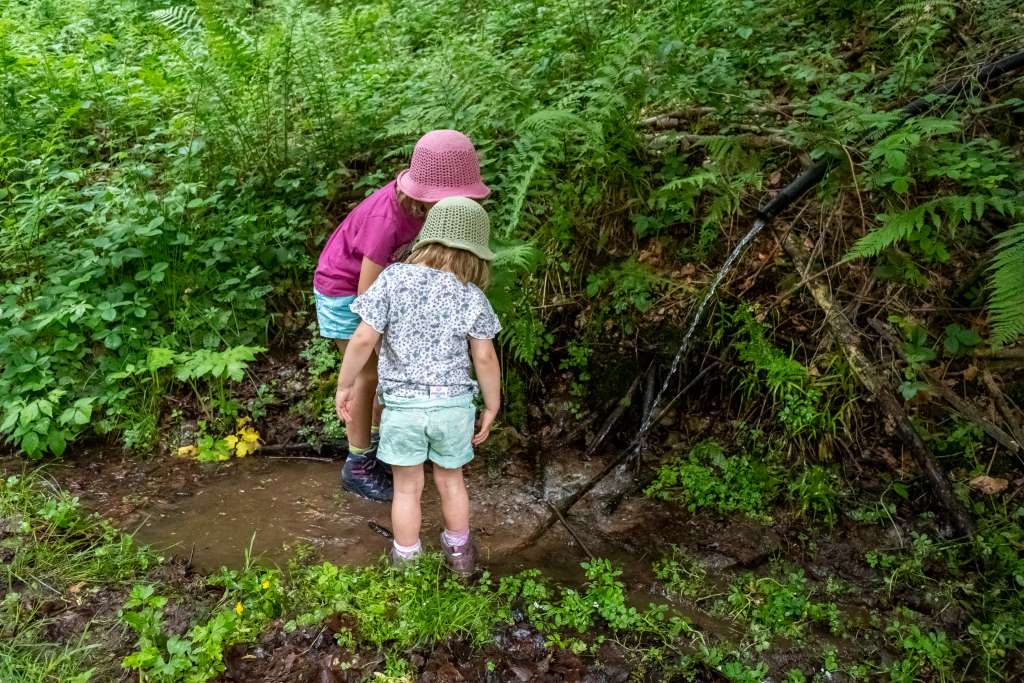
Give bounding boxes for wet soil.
[0,396,929,683]
[218,619,645,683]
[3,445,657,583]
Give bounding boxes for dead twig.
[263,455,336,463]
[514,363,716,551]
[257,441,347,460]
[584,370,645,458]
[546,501,595,560]
[981,371,1024,449]
[869,319,1021,456]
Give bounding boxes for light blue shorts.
[378,393,476,469]
[313,290,360,340]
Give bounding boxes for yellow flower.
[224,434,239,449]
[261,580,270,590]
[176,445,197,458]
[236,416,250,428]
[233,426,261,457]
[235,602,244,615]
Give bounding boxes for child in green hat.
[335,196,500,575]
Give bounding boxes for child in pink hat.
[314,130,489,502]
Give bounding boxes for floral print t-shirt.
[350,263,501,398]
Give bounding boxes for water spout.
[636,218,767,438]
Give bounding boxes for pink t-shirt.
[313,181,424,297]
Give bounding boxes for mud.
[6,444,658,586]
[1,413,922,682]
[219,620,643,683]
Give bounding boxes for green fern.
[150,6,202,39]
[844,204,932,261]
[844,195,1015,261]
[492,240,542,271]
[195,0,256,73]
[988,224,1024,345]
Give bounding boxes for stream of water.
[637,218,767,436]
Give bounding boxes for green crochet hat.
[413,196,495,261]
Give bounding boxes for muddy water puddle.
[101,455,647,583]
[131,458,386,570]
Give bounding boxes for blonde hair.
[407,243,490,290]
[397,190,432,219]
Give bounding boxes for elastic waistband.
[313,290,357,303]
[381,392,474,410]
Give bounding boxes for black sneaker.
[341,452,393,502]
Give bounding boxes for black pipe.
[757,49,1024,222]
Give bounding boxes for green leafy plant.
[723,567,842,650]
[885,609,964,683]
[731,306,848,442]
[646,438,782,520]
[653,546,708,600]
[788,464,842,527]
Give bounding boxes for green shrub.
[645,438,782,520]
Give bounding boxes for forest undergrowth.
[2,0,1024,680]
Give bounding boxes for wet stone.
[543,454,606,503]
[695,551,738,572]
[494,622,547,662]
[704,518,780,567]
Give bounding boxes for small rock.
[697,551,738,572]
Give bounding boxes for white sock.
[393,539,421,559]
[442,528,470,546]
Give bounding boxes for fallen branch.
[583,370,645,458]
[921,370,1020,454]
[639,104,796,129]
[782,233,975,537]
[514,365,715,551]
[981,371,1024,449]
[970,346,1024,360]
[868,319,1022,456]
[639,107,716,129]
[546,501,595,560]
[647,131,799,150]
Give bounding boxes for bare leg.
[432,466,470,534]
[336,340,378,449]
[391,465,424,546]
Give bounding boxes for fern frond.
[520,109,584,134]
[843,194,1008,262]
[987,223,1024,345]
[844,204,930,261]
[195,0,257,72]
[150,6,202,39]
[492,240,542,271]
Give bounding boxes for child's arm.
[357,256,385,294]
[335,322,382,421]
[469,337,501,445]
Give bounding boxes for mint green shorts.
[377,393,476,469]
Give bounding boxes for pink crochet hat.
[396,130,490,203]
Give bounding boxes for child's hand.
[336,386,354,422]
[472,408,498,446]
